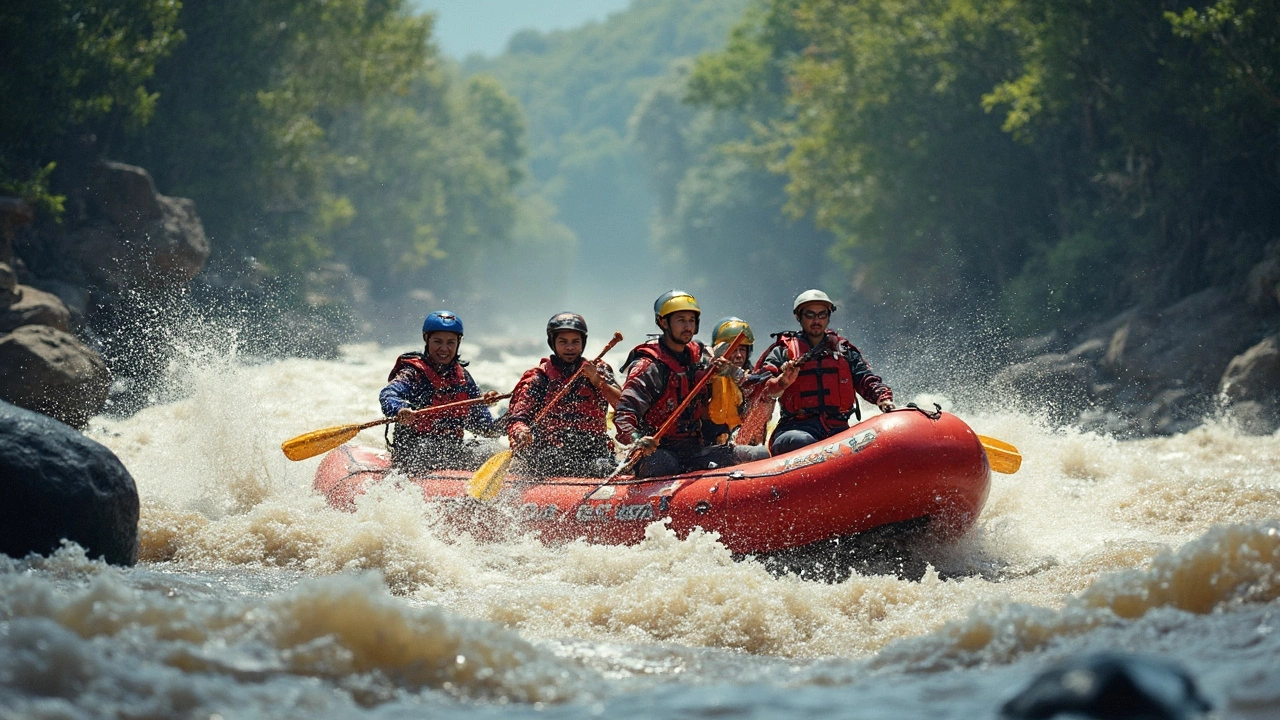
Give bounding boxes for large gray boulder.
[0,284,71,333]
[1099,288,1258,391]
[19,162,209,294]
[992,352,1101,424]
[1219,335,1280,434]
[1002,652,1210,720]
[0,400,139,565]
[0,262,16,308]
[0,325,110,427]
[65,162,210,291]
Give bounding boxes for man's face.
[661,311,699,345]
[726,344,749,367]
[426,332,460,364]
[553,331,584,363]
[797,302,831,338]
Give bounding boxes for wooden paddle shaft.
[388,392,512,428]
[650,330,746,444]
[531,332,623,423]
[610,330,748,479]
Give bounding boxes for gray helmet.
[546,312,588,350]
[793,289,837,315]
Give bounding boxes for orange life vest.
[528,357,610,440]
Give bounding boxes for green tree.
[112,0,433,276]
[323,71,525,296]
[0,0,181,212]
[632,59,832,314]
[985,0,1280,325]
[683,0,1280,333]
[469,0,750,304]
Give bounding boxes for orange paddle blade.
[466,450,513,500]
[736,392,775,446]
[979,435,1022,474]
[281,424,361,461]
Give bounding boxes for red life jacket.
[388,353,471,438]
[629,339,708,439]
[529,357,610,441]
[774,332,857,419]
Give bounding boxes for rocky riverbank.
[0,162,208,427]
[995,250,1280,436]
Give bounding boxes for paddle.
[606,330,749,480]
[978,435,1022,474]
[280,393,511,462]
[736,341,832,446]
[466,332,625,501]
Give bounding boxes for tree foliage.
[469,0,750,288]
[110,0,523,292]
[0,0,181,212]
[682,0,1280,332]
[2,0,526,299]
[632,59,832,315]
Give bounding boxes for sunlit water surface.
[3,337,1280,719]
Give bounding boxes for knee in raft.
[771,430,818,456]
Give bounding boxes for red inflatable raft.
[313,408,990,556]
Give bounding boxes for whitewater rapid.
[2,337,1279,718]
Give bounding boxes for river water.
[3,337,1280,719]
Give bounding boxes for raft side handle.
[905,402,943,420]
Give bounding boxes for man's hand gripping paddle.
[466,332,624,501]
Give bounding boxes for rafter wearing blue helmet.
[379,310,502,472]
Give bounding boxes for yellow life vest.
[709,374,743,428]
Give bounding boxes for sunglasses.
[801,310,830,320]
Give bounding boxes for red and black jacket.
[507,356,615,448]
[614,339,713,444]
[755,331,892,425]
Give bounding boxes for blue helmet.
[422,310,464,336]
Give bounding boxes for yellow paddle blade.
[979,435,1022,474]
[467,450,513,501]
[281,424,361,461]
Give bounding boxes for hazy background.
[4,0,1278,425]
[411,0,632,58]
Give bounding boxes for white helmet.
[793,289,837,315]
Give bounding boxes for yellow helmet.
[653,290,701,319]
[712,317,754,346]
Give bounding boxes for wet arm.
[505,370,545,439]
[592,363,623,408]
[613,361,659,445]
[379,368,424,417]
[462,373,502,437]
[845,347,893,404]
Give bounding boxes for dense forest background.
[3,0,1278,346]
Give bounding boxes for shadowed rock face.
[999,286,1275,436]
[1001,653,1211,720]
[24,162,210,293]
[0,325,110,428]
[1219,334,1280,434]
[0,284,71,333]
[0,400,139,566]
